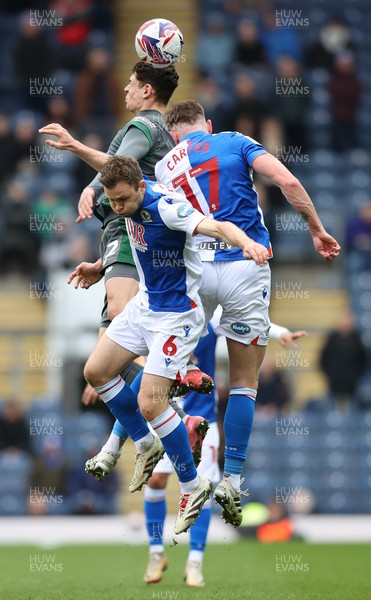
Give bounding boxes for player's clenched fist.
[242,240,269,266]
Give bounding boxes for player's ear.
[143,83,152,98]
[170,129,181,143]
[206,119,213,134]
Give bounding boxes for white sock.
[150,544,164,554]
[101,432,125,454]
[225,473,240,490]
[188,550,204,564]
[134,431,154,453]
[150,406,181,438]
[180,475,200,495]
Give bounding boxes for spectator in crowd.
[255,356,291,416]
[196,13,235,76]
[196,77,233,133]
[74,46,121,125]
[33,188,75,243]
[28,436,69,515]
[51,0,94,71]
[328,52,362,152]
[222,0,244,31]
[45,97,76,130]
[74,132,105,190]
[345,201,371,272]
[13,12,56,109]
[8,112,39,175]
[320,310,367,411]
[0,114,14,185]
[0,399,30,453]
[261,10,303,66]
[230,72,268,138]
[271,56,309,149]
[259,115,284,158]
[1,180,40,275]
[346,202,371,253]
[235,19,267,68]
[305,19,353,70]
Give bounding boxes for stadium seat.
[0,450,32,516]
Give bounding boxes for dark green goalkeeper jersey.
[90,109,175,269]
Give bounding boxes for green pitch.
[0,541,370,600]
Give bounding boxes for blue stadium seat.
[0,451,32,516]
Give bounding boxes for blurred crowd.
[0,1,119,278]
[0,2,370,516]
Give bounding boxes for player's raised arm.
[38,123,111,171]
[251,153,341,261]
[195,218,269,266]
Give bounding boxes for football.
[135,18,184,68]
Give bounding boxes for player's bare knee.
[148,472,167,489]
[83,361,104,388]
[137,393,155,421]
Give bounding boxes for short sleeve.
[238,133,267,167]
[158,195,206,235]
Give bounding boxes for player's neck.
[136,99,166,114]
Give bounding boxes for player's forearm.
[213,221,251,250]
[280,179,325,235]
[69,140,111,172]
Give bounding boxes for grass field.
[0,541,370,600]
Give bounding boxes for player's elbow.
[281,175,303,196]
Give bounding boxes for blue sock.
[112,370,144,440]
[190,506,211,552]
[112,419,128,440]
[163,425,197,482]
[96,376,150,442]
[144,492,166,547]
[224,387,256,475]
[130,369,143,397]
[151,408,197,483]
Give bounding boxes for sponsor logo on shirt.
[126,218,147,252]
[231,322,251,335]
[177,203,195,218]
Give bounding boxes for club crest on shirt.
[177,203,195,218]
[140,209,153,223]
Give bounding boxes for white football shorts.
[105,293,205,380]
[199,260,271,346]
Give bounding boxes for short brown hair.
[165,100,205,130]
[132,61,179,105]
[100,156,143,190]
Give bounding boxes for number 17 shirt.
[155,130,272,261]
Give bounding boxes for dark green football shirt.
[91,110,175,269]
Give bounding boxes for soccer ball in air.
[135,18,184,68]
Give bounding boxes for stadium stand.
[0,0,370,518]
